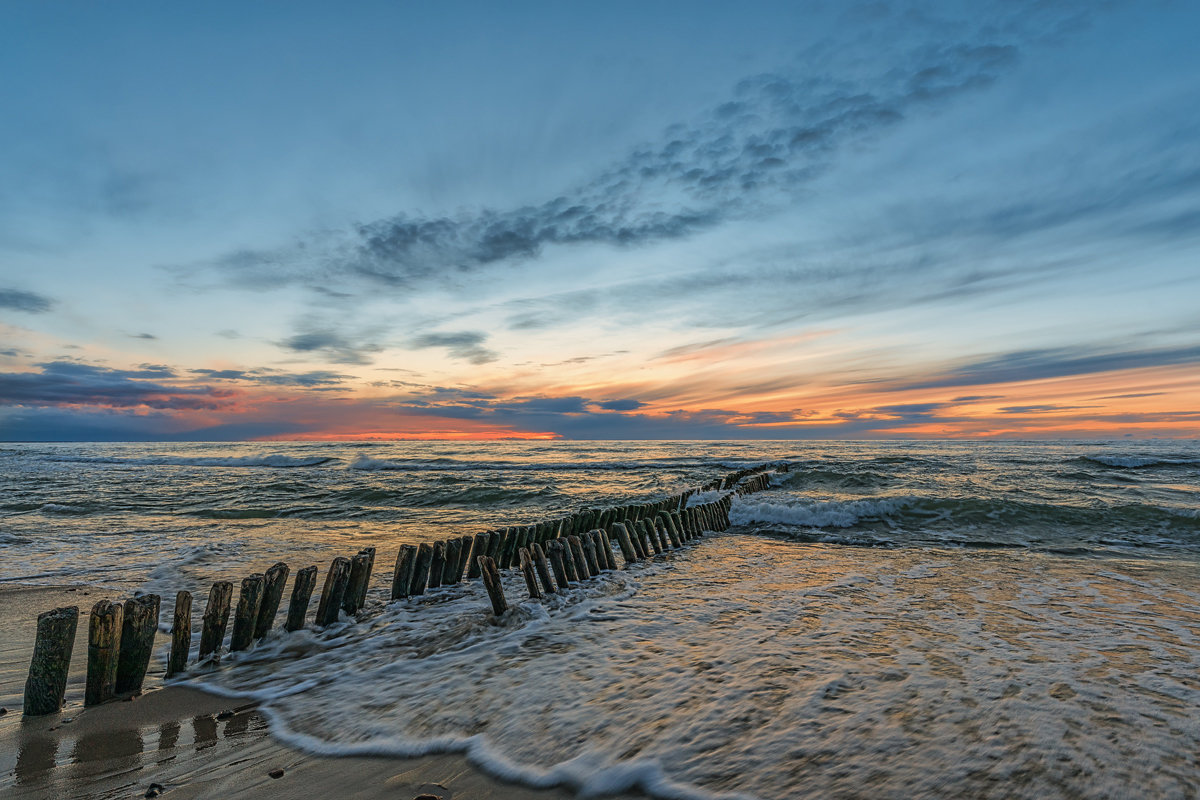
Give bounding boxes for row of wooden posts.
[22,463,779,716]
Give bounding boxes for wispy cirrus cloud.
[0,288,54,314]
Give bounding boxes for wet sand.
[0,585,628,800]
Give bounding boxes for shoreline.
[0,583,634,800]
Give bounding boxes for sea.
[2,439,1199,799]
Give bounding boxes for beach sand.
[0,586,625,800]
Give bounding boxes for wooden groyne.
[20,462,782,716]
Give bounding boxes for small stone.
[0,707,7,716]
[216,709,234,720]
[413,795,442,800]
[268,768,285,779]
[145,783,165,798]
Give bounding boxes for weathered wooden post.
[467,533,490,579]
[315,557,351,626]
[444,538,462,585]
[581,532,601,575]
[546,539,571,588]
[638,520,657,556]
[410,542,433,595]
[198,581,233,662]
[167,591,191,677]
[255,562,290,639]
[485,529,503,561]
[116,594,160,694]
[611,522,638,565]
[479,556,509,616]
[344,548,374,613]
[568,535,592,579]
[23,606,78,716]
[428,541,446,589]
[659,513,681,548]
[629,521,648,559]
[558,538,580,581]
[598,528,618,570]
[391,545,417,600]
[85,600,123,706]
[230,575,264,652]
[285,566,318,631]
[455,534,473,581]
[518,548,542,599]
[530,542,555,594]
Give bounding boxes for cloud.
[277,326,382,364]
[0,288,53,314]
[190,368,349,388]
[198,5,1058,293]
[130,332,158,340]
[882,344,1200,392]
[595,398,645,411]
[0,361,233,410]
[409,331,498,364]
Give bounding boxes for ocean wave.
[38,503,92,514]
[46,453,337,468]
[731,496,917,528]
[347,454,752,473]
[1078,455,1200,469]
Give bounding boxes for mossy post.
[255,562,290,639]
[581,531,601,574]
[315,557,351,627]
[598,528,618,570]
[115,593,160,694]
[198,581,233,663]
[230,575,264,652]
[23,606,78,716]
[479,556,509,616]
[167,591,191,677]
[285,565,318,632]
[391,545,417,600]
[85,600,123,706]
[410,542,433,596]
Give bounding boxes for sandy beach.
[1,585,623,800]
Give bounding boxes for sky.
[1,0,1198,441]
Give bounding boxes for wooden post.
[167,591,191,677]
[255,562,290,639]
[391,545,417,600]
[116,594,160,694]
[581,531,601,574]
[285,566,318,631]
[467,533,490,580]
[502,527,522,569]
[455,534,473,582]
[344,548,374,613]
[530,542,555,593]
[629,520,647,559]
[546,539,571,588]
[558,538,580,581]
[444,538,462,585]
[479,556,508,616]
[611,522,638,565]
[598,528,617,570]
[659,513,681,548]
[518,548,542,599]
[568,535,592,579]
[198,581,233,663]
[85,600,123,706]
[654,519,671,551]
[485,529,503,561]
[428,541,446,589]
[410,542,433,595]
[315,557,351,626]
[230,575,264,652]
[23,606,78,716]
[636,520,656,556]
